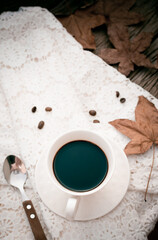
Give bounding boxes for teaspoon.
[3,155,47,240]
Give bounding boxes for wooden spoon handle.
[23,200,47,240]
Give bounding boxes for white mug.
[46,129,115,220]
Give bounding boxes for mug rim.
[46,129,115,196]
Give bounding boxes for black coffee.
[53,140,108,192]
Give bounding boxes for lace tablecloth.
[0,7,158,240]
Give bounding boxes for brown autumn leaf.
[99,23,155,76]
[57,6,105,49]
[109,96,158,155]
[92,0,144,26]
[109,95,158,201]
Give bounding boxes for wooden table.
[92,0,158,98]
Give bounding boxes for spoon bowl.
[3,155,28,200]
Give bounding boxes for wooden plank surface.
[92,0,158,98]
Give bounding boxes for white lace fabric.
[0,7,158,240]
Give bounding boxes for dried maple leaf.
[109,96,158,155]
[99,23,155,76]
[92,0,143,26]
[109,96,158,200]
[57,6,105,49]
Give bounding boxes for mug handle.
[65,197,79,220]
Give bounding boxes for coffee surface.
[53,140,108,192]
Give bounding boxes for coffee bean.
[38,121,45,129]
[116,91,120,98]
[93,120,100,123]
[89,110,96,116]
[45,107,52,112]
[120,98,126,103]
[32,106,37,113]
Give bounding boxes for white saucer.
[35,141,130,221]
